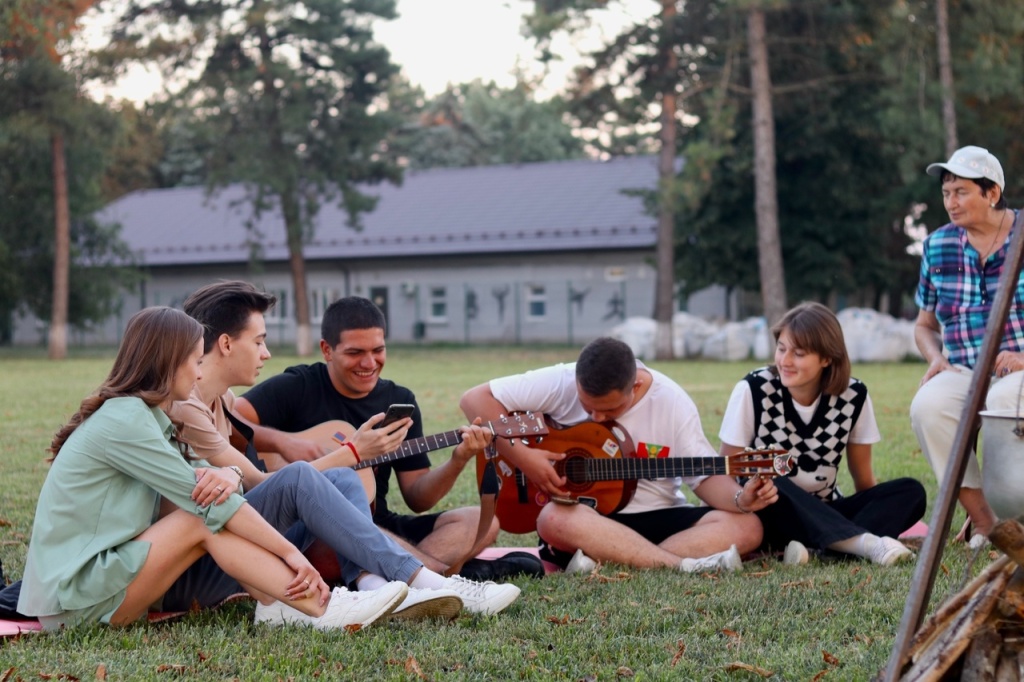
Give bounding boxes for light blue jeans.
[162,462,421,611]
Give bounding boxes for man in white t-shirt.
[460,337,778,573]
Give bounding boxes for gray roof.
[98,156,662,266]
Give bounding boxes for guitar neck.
[572,456,733,482]
[351,429,465,470]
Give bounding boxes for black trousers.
[757,476,927,551]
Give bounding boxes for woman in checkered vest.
[719,302,927,566]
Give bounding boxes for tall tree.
[527,0,686,358]
[104,0,403,355]
[746,5,786,326]
[935,0,957,155]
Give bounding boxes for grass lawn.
[0,345,995,680]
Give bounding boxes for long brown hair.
[49,307,203,460]
[770,302,851,396]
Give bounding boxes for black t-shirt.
[241,363,427,519]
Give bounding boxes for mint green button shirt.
[17,397,246,618]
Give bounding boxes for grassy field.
[0,345,994,680]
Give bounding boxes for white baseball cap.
[926,145,1005,190]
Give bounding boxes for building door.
[369,286,389,337]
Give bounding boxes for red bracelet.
[344,440,361,463]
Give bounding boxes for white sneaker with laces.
[783,540,809,566]
[680,544,743,573]
[254,582,408,631]
[439,575,520,616]
[388,587,463,621]
[564,549,598,574]
[868,537,914,566]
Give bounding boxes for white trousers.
[910,367,1024,489]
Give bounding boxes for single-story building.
[13,155,737,346]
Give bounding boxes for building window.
[526,285,547,320]
[309,288,341,321]
[265,289,288,323]
[428,286,447,322]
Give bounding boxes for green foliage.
[389,78,585,170]
[0,56,140,342]
[99,0,404,264]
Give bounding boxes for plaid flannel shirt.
[915,213,1024,369]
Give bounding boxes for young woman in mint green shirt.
[17,307,405,630]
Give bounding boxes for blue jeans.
[162,462,421,611]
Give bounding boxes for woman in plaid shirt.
[910,145,1021,547]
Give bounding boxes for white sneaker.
[680,544,743,573]
[254,583,408,631]
[564,549,598,574]
[439,575,520,616]
[868,537,914,567]
[783,540,809,566]
[968,533,988,551]
[388,587,463,621]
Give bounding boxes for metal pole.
[883,209,1024,680]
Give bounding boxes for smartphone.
[377,404,415,429]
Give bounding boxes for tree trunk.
[936,0,957,155]
[282,190,312,357]
[654,0,679,360]
[747,7,787,327]
[48,130,69,360]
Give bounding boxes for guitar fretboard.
[353,430,465,470]
[563,456,733,482]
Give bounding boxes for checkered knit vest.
[745,367,867,501]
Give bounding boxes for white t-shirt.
[489,361,718,513]
[718,380,881,449]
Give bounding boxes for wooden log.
[962,624,1000,680]
[990,520,1024,569]
[998,568,1024,619]
[901,566,1012,681]
[907,556,1013,661]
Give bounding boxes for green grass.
[0,346,994,680]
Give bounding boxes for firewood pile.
[898,519,1024,681]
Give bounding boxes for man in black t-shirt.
[236,296,543,582]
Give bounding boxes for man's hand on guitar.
[737,476,778,513]
[451,418,494,466]
[512,444,569,497]
[349,412,413,461]
[281,435,327,463]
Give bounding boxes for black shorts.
[375,511,442,544]
[538,505,716,569]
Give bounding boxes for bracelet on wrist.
[344,441,361,463]
[228,465,244,493]
[734,489,752,514]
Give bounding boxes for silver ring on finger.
[215,486,224,492]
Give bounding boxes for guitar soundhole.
[560,448,593,491]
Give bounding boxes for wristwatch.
[228,465,245,492]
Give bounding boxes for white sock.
[355,573,389,591]
[827,533,878,558]
[409,568,448,590]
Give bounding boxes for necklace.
[980,210,1009,262]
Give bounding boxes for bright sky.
[88,0,657,103]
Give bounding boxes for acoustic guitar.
[474,416,793,534]
[260,412,549,503]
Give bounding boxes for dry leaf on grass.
[1,668,15,682]
[404,656,430,681]
[155,663,190,674]
[616,666,634,677]
[743,570,773,578]
[95,663,107,680]
[781,579,814,589]
[811,669,829,682]
[547,614,585,625]
[670,640,686,667]
[724,661,773,677]
[822,650,839,666]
